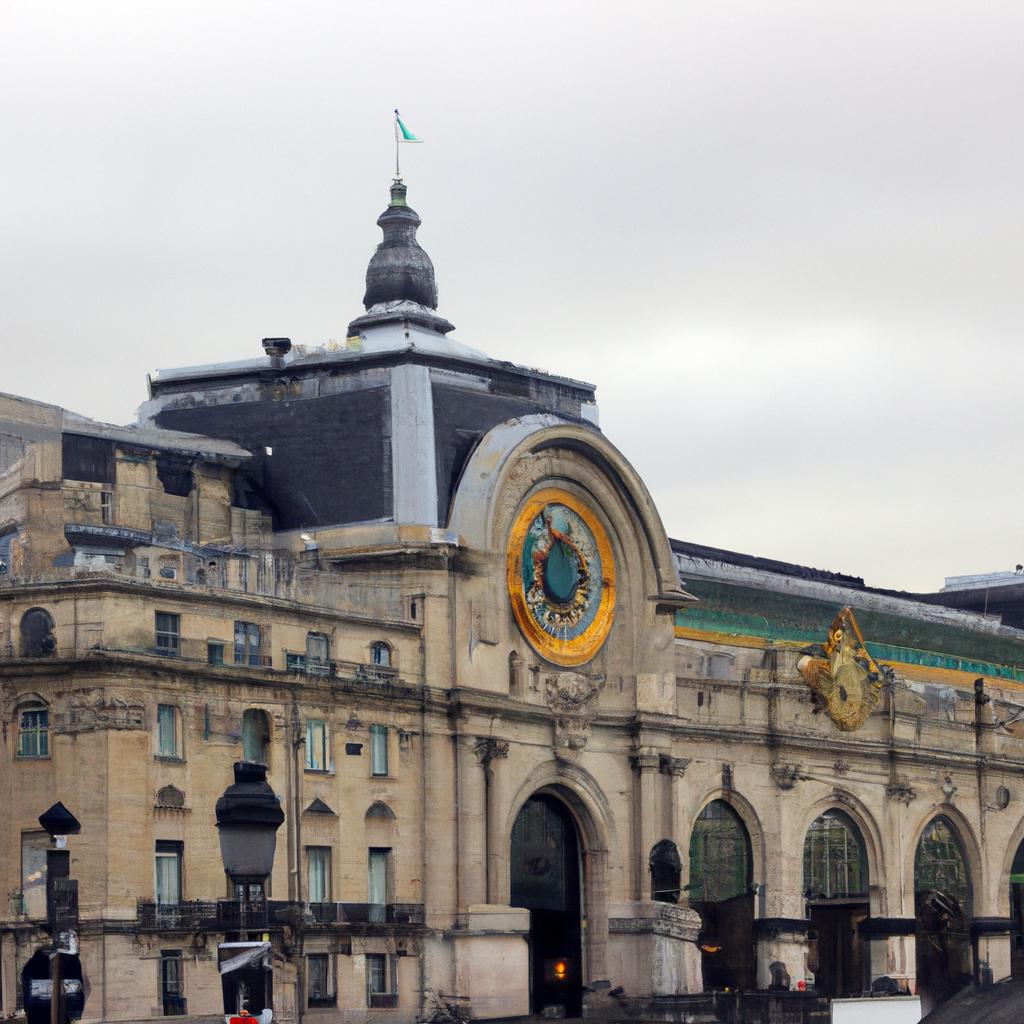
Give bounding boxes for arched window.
[17,701,50,758]
[803,810,868,899]
[242,709,271,765]
[650,839,682,903]
[370,641,391,667]
[20,609,55,658]
[915,816,970,914]
[689,800,751,902]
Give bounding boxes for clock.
[506,488,616,666]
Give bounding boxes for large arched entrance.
[510,794,583,1016]
[1011,839,1024,977]
[915,816,972,1012]
[688,800,756,990]
[802,809,868,997]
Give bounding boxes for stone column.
[476,737,510,904]
[631,751,661,900]
[973,919,1015,984]
[659,755,690,846]
[457,733,487,909]
[755,919,811,990]
[859,917,917,991]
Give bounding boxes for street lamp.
[215,762,284,1020]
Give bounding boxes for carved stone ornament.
[797,607,893,731]
[886,781,917,805]
[770,763,802,790]
[544,671,604,714]
[659,754,691,777]
[941,775,958,802]
[553,716,594,758]
[57,689,146,734]
[472,737,510,765]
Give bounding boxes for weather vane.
[393,109,423,181]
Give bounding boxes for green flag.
[394,110,423,143]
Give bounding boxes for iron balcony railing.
[136,899,425,932]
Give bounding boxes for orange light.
[554,960,567,980]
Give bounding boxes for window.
[155,613,181,656]
[242,709,270,765]
[803,810,867,899]
[234,621,262,666]
[207,641,224,666]
[370,641,391,667]
[305,719,329,771]
[156,705,179,758]
[370,725,389,777]
[307,953,335,1008]
[368,848,390,923]
[17,703,49,758]
[307,847,331,904]
[366,953,396,1008]
[160,951,186,1016]
[20,608,55,658]
[100,491,113,525]
[21,831,49,918]
[286,652,307,673]
[306,632,330,673]
[155,841,183,905]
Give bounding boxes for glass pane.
[305,720,326,770]
[688,800,751,903]
[369,849,389,907]
[915,817,970,911]
[367,954,387,994]
[370,725,388,776]
[158,706,176,756]
[803,811,867,898]
[308,848,330,902]
[308,955,327,997]
[155,847,181,905]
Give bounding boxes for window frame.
[234,620,263,667]
[365,952,396,1008]
[370,724,389,777]
[304,718,330,772]
[306,846,332,904]
[370,641,392,668]
[207,641,225,666]
[17,702,50,759]
[159,949,186,1016]
[155,840,184,906]
[307,952,335,1008]
[155,612,181,656]
[156,704,181,759]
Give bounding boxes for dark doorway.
[688,800,756,990]
[1010,839,1024,978]
[510,794,583,1016]
[915,816,973,1015]
[803,810,869,997]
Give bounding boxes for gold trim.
[507,487,616,667]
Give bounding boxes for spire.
[350,181,455,335]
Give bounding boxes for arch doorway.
[688,800,756,990]
[802,810,869,997]
[1011,839,1024,977]
[915,816,972,1012]
[510,794,583,1016]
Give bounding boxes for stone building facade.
[2,181,1023,1022]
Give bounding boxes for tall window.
[242,709,270,765]
[306,632,330,673]
[100,491,113,525]
[370,725,389,777]
[156,705,179,758]
[17,703,49,758]
[307,953,334,1007]
[307,847,331,904]
[370,641,391,667]
[305,719,329,771]
[155,841,183,905]
[155,613,181,656]
[368,848,391,923]
[20,608,56,657]
[160,951,185,1016]
[234,621,262,666]
[366,953,395,1008]
[803,810,867,899]
[688,800,751,902]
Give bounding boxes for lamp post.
[215,762,284,1019]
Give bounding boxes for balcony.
[137,899,424,932]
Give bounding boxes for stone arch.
[156,785,186,809]
[905,804,983,914]
[365,800,397,848]
[997,814,1024,917]
[796,792,886,906]
[503,758,616,983]
[688,787,767,889]
[448,416,683,602]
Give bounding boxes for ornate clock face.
[507,488,615,666]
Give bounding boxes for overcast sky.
[2,1,1022,591]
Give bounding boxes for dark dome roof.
[362,181,438,310]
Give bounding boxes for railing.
[137,899,425,931]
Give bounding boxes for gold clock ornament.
[797,607,893,731]
[506,488,616,667]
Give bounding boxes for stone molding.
[608,902,701,943]
[857,917,917,937]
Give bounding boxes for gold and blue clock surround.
[507,488,616,666]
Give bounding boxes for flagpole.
[394,110,401,181]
